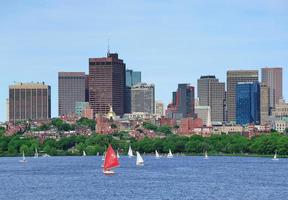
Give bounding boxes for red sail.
[104,145,120,170]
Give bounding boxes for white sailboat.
[128,145,134,157]
[204,151,209,159]
[167,149,173,158]
[34,148,39,158]
[117,150,120,159]
[83,150,86,157]
[272,151,279,161]
[155,150,160,159]
[19,151,27,163]
[136,151,144,166]
[102,152,106,161]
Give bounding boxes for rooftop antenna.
[107,38,110,56]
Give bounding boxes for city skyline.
[1,0,288,121]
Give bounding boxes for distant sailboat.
[103,145,120,175]
[204,151,209,159]
[272,151,279,161]
[167,149,173,158]
[136,151,144,166]
[19,151,27,163]
[102,152,106,161]
[117,150,120,159]
[83,150,86,157]
[42,153,51,157]
[155,150,160,159]
[128,145,134,157]
[34,148,39,158]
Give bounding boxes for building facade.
[197,75,225,123]
[156,101,164,118]
[89,53,126,116]
[126,69,141,87]
[260,84,270,125]
[195,106,211,126]
[58,72,86,116]
[9,82,51,123]
[131,83,155,114]
[227,70,259,123]
[236,82,260,125]
[272,99,288,118]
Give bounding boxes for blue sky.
[0,0,287,121]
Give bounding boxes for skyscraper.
[85,74,90,102]
[9,82,51,123]
[89,53,126,116]
[260,84,270,125]
[166,84,195,119]
[236,82,260,125]
[227,70,259,123]
[58,72,86,116]
[125,69,141,114]
[131,83,155,114]
[197,75,225,123]
[261,67,283,110]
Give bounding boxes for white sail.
[102,152,106,161]
[34,148,38,158]
[204,151,208,159]
[128,145,134,157]
[272,151,279,160]
[136,151,144,166]
[117,150,120,159]
[155,150,160,159]
[83,150,86,156]
[19,151,27,163]
[167,149,173,158]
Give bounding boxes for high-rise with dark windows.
[89,53,126,116]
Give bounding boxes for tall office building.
[166,84,195,119]
[260,84,270,125]
[85,75,90,102]
[125,69,141,114]
[236,82,260,125]
[227,70,259,123]
[261,67,283,110]
[9,82,51,123]
[58,72,86,116]
[126,70,141,87]
[131,83,155,114]
[197,75,225,123]
[89,53,126,116]
[156,101,164,117]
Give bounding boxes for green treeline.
[1,126,288,157]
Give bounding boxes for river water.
[0,156,287,200]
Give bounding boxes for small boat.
[155,150,160,159]
[103,145,120,175]
[19,151,27,163]
[102,152,106,161]
[83,150,86,157]
[128,145,134,158]
[42,153,51,158]
[167,149,173,158]
[272,151,279,161]
[34,148,39,158]
[204,151,209,159]
[117,150,120,159]
[136,151,144,166]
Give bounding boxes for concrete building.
[156,101,164,118]
[236,82,260,125]
[195,106,211,127]
[261,67,283,110]
[260,84,270,125]
[166,84,195,119]
[131,83,155,114]
[274,118,288,133]
[58,72,86,116]
[272,99,288,118]
[89,53,126,116]
[197,75,225,123]
[227,70,259,123]
[75,102,90,117]
[9,82,51,123]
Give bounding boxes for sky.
[0,0,287,122]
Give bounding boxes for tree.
[77,117,96,130]
[143,122,158,131]
[157,125,173,135]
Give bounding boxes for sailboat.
[102,152,106,161]
[83,150,86,157]
[155,150,160,159]
[136,151,144,166]
[128,145,134,157]
[34,148,39,158]
[103,145,120,175]
[272,151,279,161]
[204,151,209,159]
[167,149,173,158]
[117,150,120,159]
[19,151,27,163]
